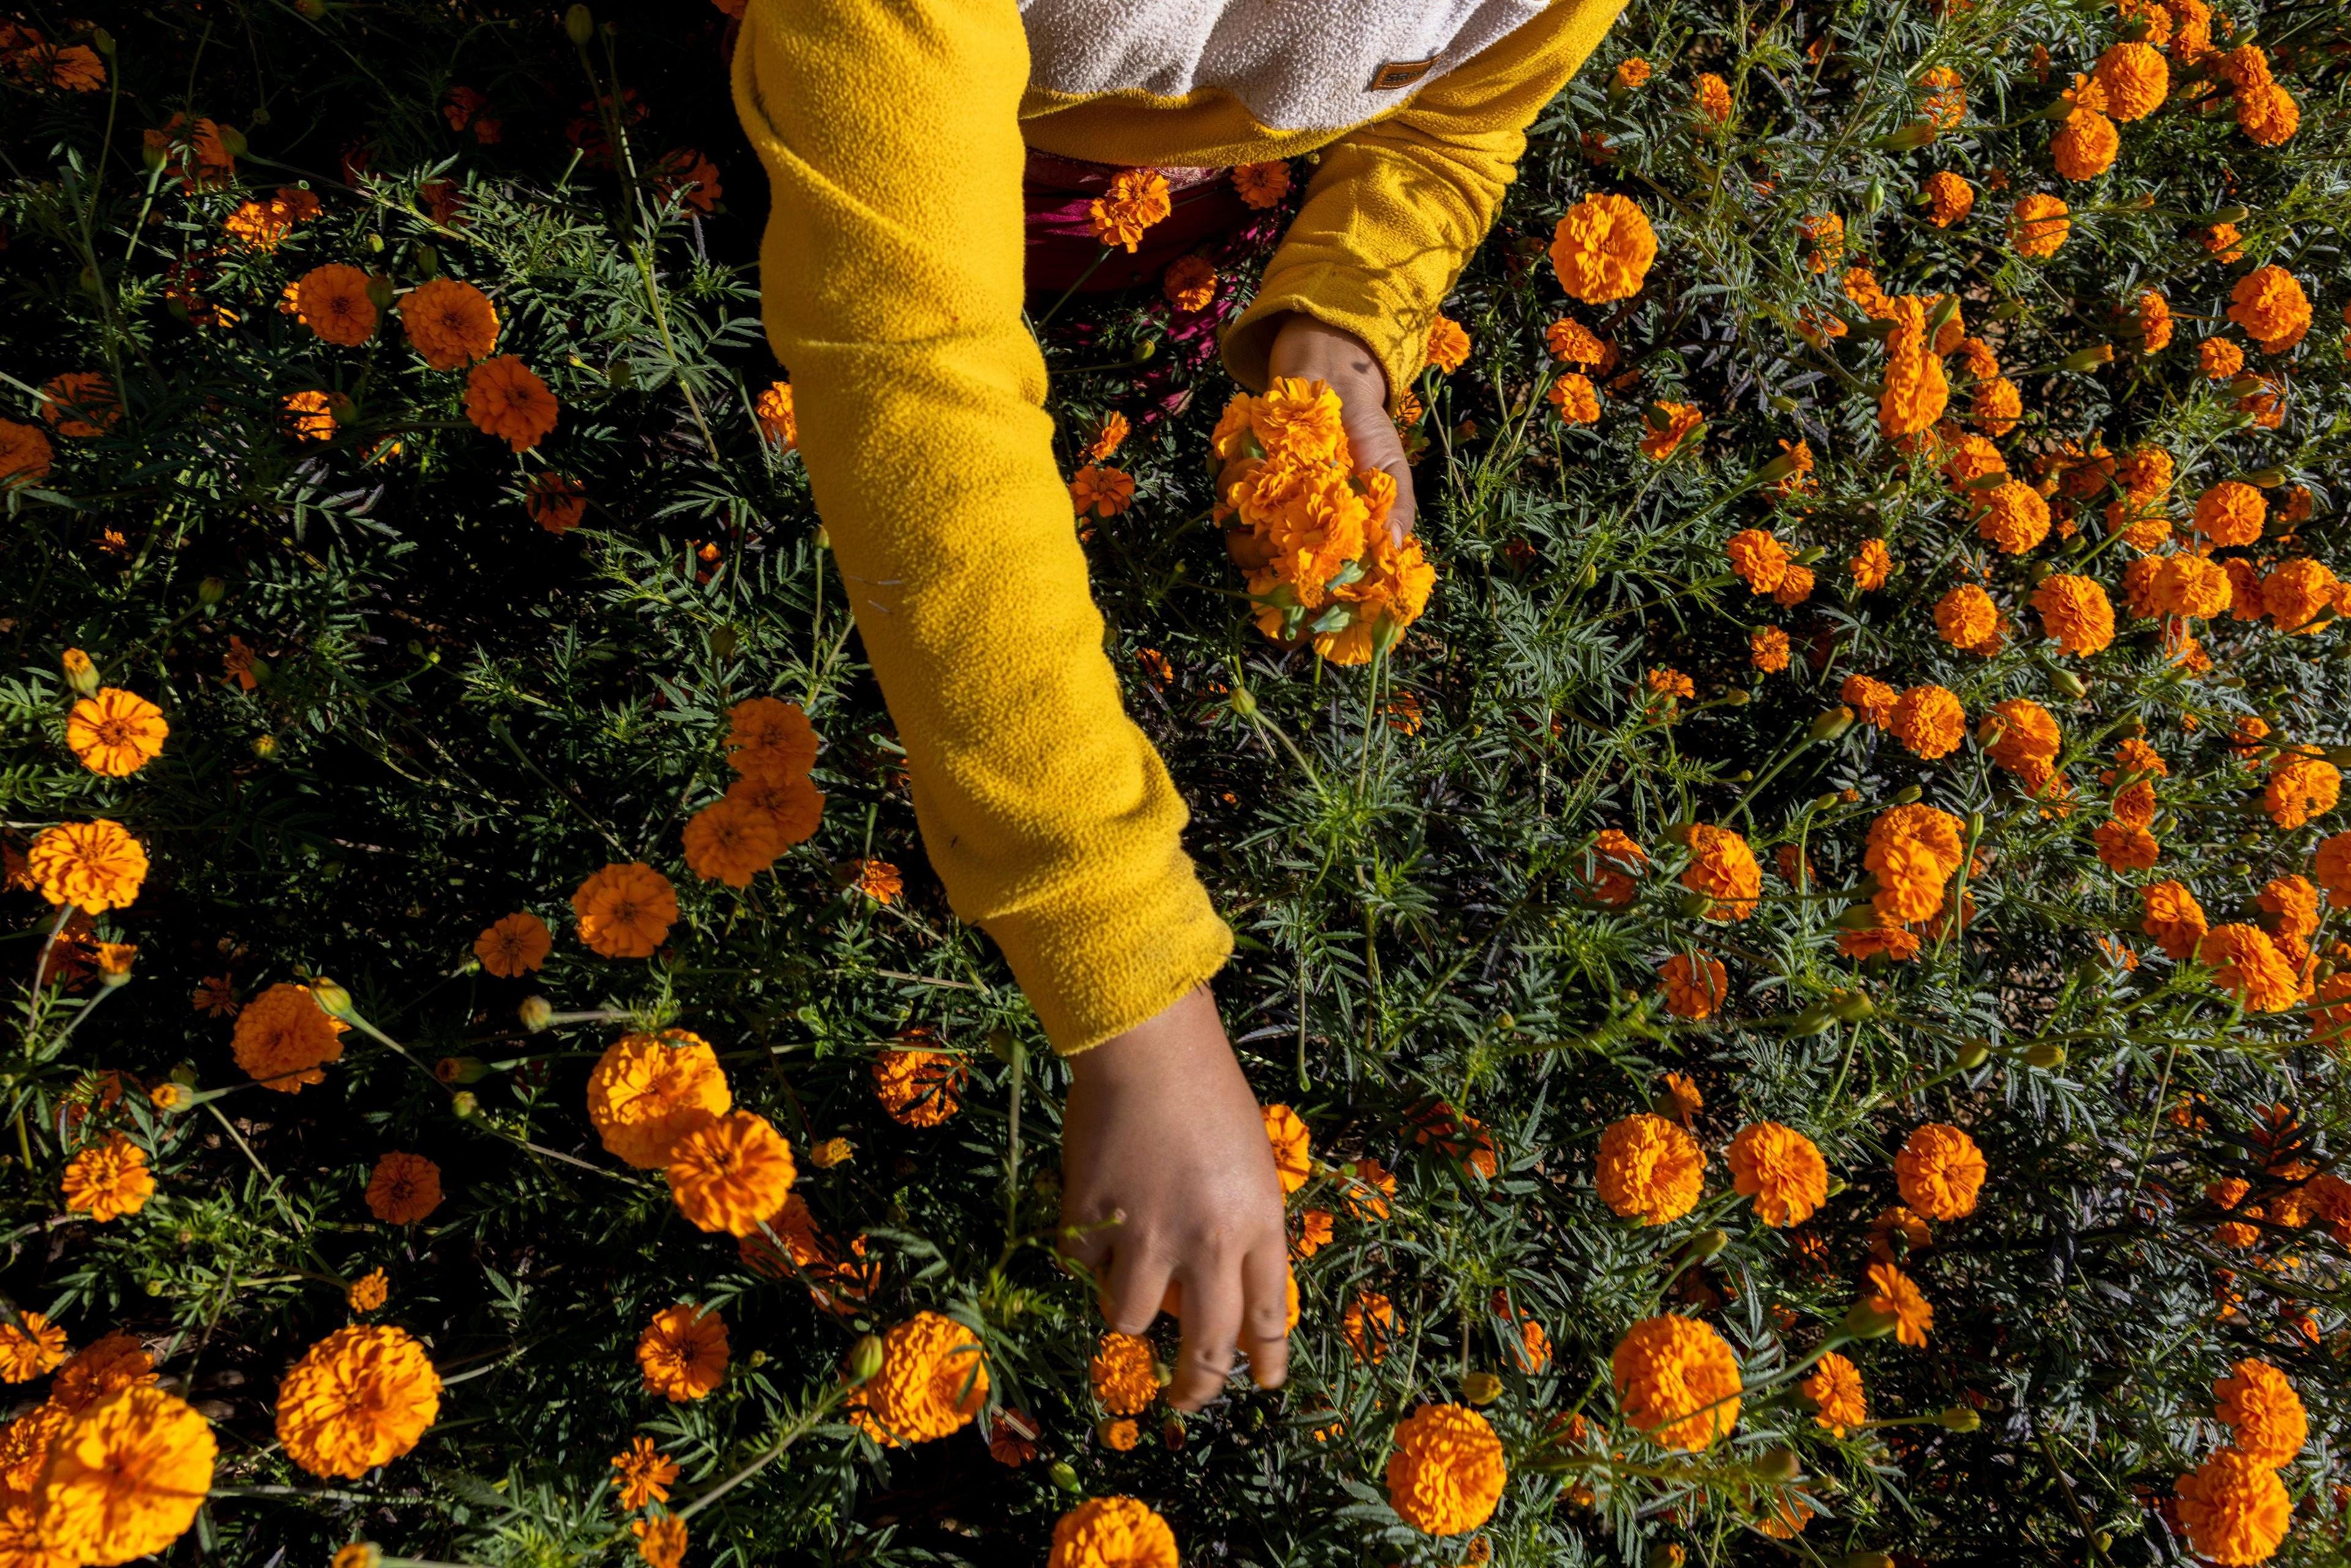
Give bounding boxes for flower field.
[7,0,2351,1563]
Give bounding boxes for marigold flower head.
[572,862,677,959]
[1088,1333,1156,1417]
[1750,626,1790,672]
[1547,372,1600,424]
[1893,1123,1986,1220]
[2135,289,2173,352]
[1728,1122,1828,1226]
[1070,464,1135,519]
[1980,699,2061,781]
[1231,160,1290,209]
[753,380,797,449]
[39,371,119,438]
[275,1325,440,1479]
[1046,1496,1178,1568]
[39,1387,216,1566]
[2050,106,2118,181]
[0,1312,67,1383]
[2266,753,2341,831]
[587,1030,731,1168]
[364,1152,441,1225]
[1262,1103,1311,1194]
[465,356,558,452]
[296,264,379,348]
[1975,481,2052,554]
[1545,317,1612,368]
[1655,950,1730,1019]
[1849,538,1893,591]
[1934,585,2001,651]
[2031,573,2116,656]
[231,982,347,1093]
[2175,1448,2290,1566]
[1679,823,1761,920]
[1878,296,1950,439]
[631,1515,685,1568]
[2198,923,2300,1012]
[1801,1351,1867,1436]
[0,419,54,488]
[2262,558,2339,632]
[2227,266,2310,354]
[2191,481,2265,549]
[2093,40,2169,119]
[666,1111,795,1237]
[399,277,499,369]
[2009,193,2070,258]
[59,688,167,779]
[2314,833,2351,899]
[1385,1403,1507,1536]
[1611,1315,1741,1450]
[28,820,146,914]
[1425,315,1471,374]
[1597,1113,1706,1225]
[526,472,586,533]
[1692,72,1732,124]
[1864,1261,1933,1346]
[1550,193,1657,304]
[52,1333,156,1417]
[872,1040,966,1127]
[474,912,552,977]
[682,795,786,890]
[2235,78,2299,146]
[1891,685,1965,759]
[1087,169,1171,252]
[636,1305,729,1403]
[2214,1359,2304,1466]
[1922,170,1974,227]
[347,1269,388,1312]
[859,1311,988,1445]
[1639,400,1703,462]
[1342,1290,1397,1362]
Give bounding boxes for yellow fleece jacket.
[732,0,1620,1055]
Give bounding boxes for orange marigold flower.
[1342,1291,1397,1362]
[2031,573,2115,656]
[587,1029,731,1168]
[2314,832,2351,899]
[2192,481,2265,548]
[285,389,341,443]
[1385,1403,1506,1536]
[2198,923,2300,1012]
[2266,752,2341,830]
[60,1131,151,1223]
[1047,1496,1178,1568]
[1864,1261,1933,1346]
[39,371,119,437]
[1425,315,1471,373]
[2151,553,2233,619]
[1611,1315,1741,1450]
[612,1437,679,1510]
[860,1310,988,1445]
[0,1312,67,1382]
[1894,1123,1986,1220]
[65,689,167,778]
[294,264,379,348]
[1725,529,1788,593]
[1070,464,1135,519]
[2140,880,2208,959]
[1974,481,2051,554]
[2135,290,2173,352]
[1087,170,1171,253]
[1692,72,1732,125]
[1970,375,2022,435]
[1849,539,1893,591]
[724,696,819,781]
[276,1324,441,1478]
[683,795,786,890]
[2094,40,2169,119]
[1597,1113,1706,1225]
[1646,667,1695,703]
[2215,1359,2305,1466]
[1801,1351,1867,1436]
[474,912,552,977]
[2262,559,2340,632]
[1934,585,2001,651]
[1837,923,1922,962]
[637,1305,729,1403]
[51,1332,155,1418]
[1728,1122,1828,1226]
[754,380,797,449]
[571,862,678,959]
[2050,106,2118,181]
[347,1269,388,1312]
[1980,698,2061,781]
[1089,1334,1156,1417]
[399,277,499,369]
[1546,372,1600,424]
[527,472,587,533]
[1262,1103,1311,1194]
[725,768,824,847]
[1922,170,1974,227]
[2009,193,2070,258]
[1679,823,1761,920]
[2175,1448,2290,1567]
[872,1037,967,1127]
[2092,820,2159,871]
[231,982,346,1093]
[666,1111,795,1237]
[1639,400,1703,462]
[2227,266,2311,353]
[40,1387,216,1566]
[364,1152,441,1225]
[1878,296,1950,438]
[1231,161,1291,209]
[632,1515,686,1568]
[2199,337,2245,381]
[0,419,54,488]
[1545,317,1613,368]
[465,356,559,452]
[1891,685,1965,758]
[1657,951,1730,1019]
[1614,58,1653,91]
[1750,626,1790,672]
[1550,193,1657,304]
[2235,80,2299,147]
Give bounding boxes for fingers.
[1239,1245,1291,1392]
[1102,1239,1175,1339]
[1056,1201,1119,1283]
[1166,1256,1243,1411]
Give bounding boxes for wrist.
[1068,985,1225,1087]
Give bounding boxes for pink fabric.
[1023,152,1256,293]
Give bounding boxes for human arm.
[1223,0,1627,409]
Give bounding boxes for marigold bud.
[1460,1371,1504,1405]
[309,978,353,1016]
[1831,990,1875,1022]
[1229,684,1259,719]
[563,4,594,45]
[1048,1459,1081,1492]
[1956,1041,1991,1070]
[1810,706,1856,741]
[212,124,249,157]
[433,1056,487,1086]
[2052,670,2087,699]
[518,996,553,1032]
[198,576,228,607]
[1690,1228,1730,1259]
[848,1334,885,1385]
[1938,1405,1981,1431]
[449,1090,479,1119]
[1753,1447,1802,1482]
[90,25,114,54]
[2023,1042,2066,1068]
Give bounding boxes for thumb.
[1341,401,1417,546]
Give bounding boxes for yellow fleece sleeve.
[1223,0,1627,403]
[731,0,1231,1055]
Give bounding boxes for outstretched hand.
[1057,986,1289,1411]
[1268,313,1416,545]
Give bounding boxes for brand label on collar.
[1368,56,1438,91]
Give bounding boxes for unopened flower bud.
[1830,989,1875,1022]
[1869,122,1935,151]
[1229,684,1259,720]
[197,577,228,608]
[1891,784,1922,805]
[808,1137,855,1169]
[1161,1413,1186,1450]
[1810,706,1856,742]
[1753,1447,1801,1482]
[2023,1041,2066,1069]
[848,1334,885,1384]
[434,1056,487,1086]
[1938,1405,1981,1431]
[563,4,595,45]
[1689,1228,1730,1260]
[1956,1041,1991,1070]
[1460,1371,1504,1406]
[2208,204,2249,225]
[309,978,352,1016]
[89,26,114,54]
[449,1090,479,1119]
[1844,1555,1897,1568]
[212,124,249,157]
[1048,1460,1081,1493]
[61,648,101,697]
[518,996,553,1032]
[2051,670,2087,699]
[1788,1003,1835,1036]
[1720,687,1750,708]
[2244,467,2285,488]
[1843,1300,1899,1338]
[2059,344,2115,372]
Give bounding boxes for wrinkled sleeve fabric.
[1222,0,1626,403]
[732,0,1231,1056]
